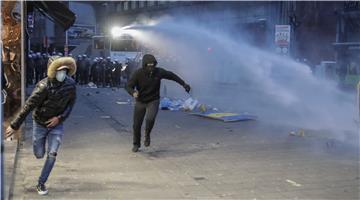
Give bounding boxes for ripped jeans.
[32,121,63,184]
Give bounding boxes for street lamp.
[111,26,123,38]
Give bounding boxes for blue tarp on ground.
[190,111,257,122]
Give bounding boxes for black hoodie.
[125,54,186,103]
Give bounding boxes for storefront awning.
[31,1,76,30]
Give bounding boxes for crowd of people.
[27,51,134,88]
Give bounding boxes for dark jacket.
[125,55,185,103]
[10,77,76,129]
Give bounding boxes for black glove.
[183,83,191,93]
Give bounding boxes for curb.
[4,138,19,200]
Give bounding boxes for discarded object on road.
[191,111,257,122]
[286,179,302,187]
[160,97,172,110]
[289,129,305,137]
[88,82,97,88]
[183,97,198,111]
[100,116,111,119]
[160,97,183,111]
[199,104,207,112]
[116,101,129,105]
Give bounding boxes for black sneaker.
[132,145,139,152]
[36,183,48,195]
[144,137,151,147]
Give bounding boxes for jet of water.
[123,16,356,132]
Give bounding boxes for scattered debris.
[100,116,111,119]
[183,97,199,111]
[175,125,181,129]
[87,82,97,88]
[299,129,305,137]
[191,111,257,122]
[86,93,91,96]
[198,104,207,112]
[160,97,183,111]
[95,91,100,94]
[286,179,302,187]
[193,177,206,181]
[289,131,296,136]
[159,97,256,122]
[289,129,305,137]
[116,101,129,105]
[160,97,172,110]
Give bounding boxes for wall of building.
[1,1,22,136]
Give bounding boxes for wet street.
[2,1,360,200]
[10,87,359,200]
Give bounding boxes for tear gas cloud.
[124,14,356,133]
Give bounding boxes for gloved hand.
[183,83,191,93]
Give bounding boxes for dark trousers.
[133,99,160,147]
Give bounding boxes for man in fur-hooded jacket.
[6,56,77,196]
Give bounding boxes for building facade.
[98,1,359,68]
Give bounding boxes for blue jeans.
[33,121,63,184]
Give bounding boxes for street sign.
[275,25,291,54]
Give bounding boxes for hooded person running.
[126,54,191,152]
[5,56,77,195]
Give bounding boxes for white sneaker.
[36,183,48,195]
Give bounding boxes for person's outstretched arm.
[10,81,48,130]
[160,68,191,93]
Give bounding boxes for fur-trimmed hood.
[47,56,77,78]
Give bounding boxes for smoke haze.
[123,15,356,133]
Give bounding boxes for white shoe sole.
[37,190,48,195]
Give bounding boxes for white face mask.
[56,70,67,82]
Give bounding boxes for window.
[111,39,140,52]
[116,2,122,12]
[139,1,145,8]
[131,1,137,10]
[147,1,155,7]
[93,37,107,49]
[158,1,167,6]
[124,1,129,10]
